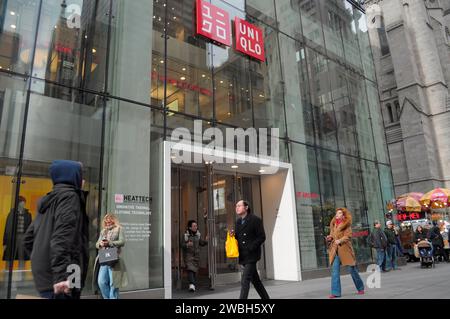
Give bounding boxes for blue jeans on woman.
[331,255,364,297]
[98,265,119,299]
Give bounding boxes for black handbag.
[98,247,119,266]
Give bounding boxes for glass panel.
[338,0,363,71]
[246,0,276,26]
[103,96,164,290]
[353,6,376,81]
[321,0,345,60]
[163,0,213,119]
[32,0,109,95]
[316,149,345,214]
[298,0,326,50]
[213,173,239,276]
[348,72,375,161]
[9,79,103,298]
[379,164,395,208]
[212,46,252,127]
[274,0,302,40]
[360,160,383,262]
[0,73,27,298]
[279,34,314,144]
[249,20,285,135]
[366,80,389,164]
[111,0,156,105]
[0,0,39,74]
[290,143,326,269]
[340,154,370,263]
[328,60,358,156]
[307,48,338,150]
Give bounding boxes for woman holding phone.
[94,213,127,299]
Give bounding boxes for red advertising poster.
[234,17,265,62]
[196,0,231,47]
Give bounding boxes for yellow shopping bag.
[225,231,239,258]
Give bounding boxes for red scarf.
[335,218,344,226]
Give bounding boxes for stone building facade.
[364,0,450,195]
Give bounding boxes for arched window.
[394,100,400,121]
[386,103,394,123]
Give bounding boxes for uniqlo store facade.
[0,0,394,298]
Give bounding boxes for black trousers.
[187,270,196,285]
[239,263,270,299]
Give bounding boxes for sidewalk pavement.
[174,261,450,299]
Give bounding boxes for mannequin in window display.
[2,196,33,276]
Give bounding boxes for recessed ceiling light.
[160,60,164,64]
[231,165,239,169]
[259,169,265,173]
[10,24,16,29]
[182,67,186,71]
[202,74,206,78]
[10,11,15,16]
[180,76,186,81]
[92,48,97,53]
[220,80,224,84]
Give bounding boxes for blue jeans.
[376,249,388,271]
[331,255,364,297]
[386,245,398,270]
[98,265,119,299]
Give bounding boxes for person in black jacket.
[24,160,89,299]
[428,222,447,262]
[3,196,32,263]
[368,220,389,272]
[414,225,428,243]
[232,200,269,300]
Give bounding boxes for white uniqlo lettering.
[216,12,226,40]
[201,4,213,33]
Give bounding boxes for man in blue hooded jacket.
[24,160,89,299]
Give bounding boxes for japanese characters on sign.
[195,0,265,62]
[196,0,231,47]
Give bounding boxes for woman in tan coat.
[326,208,364,298]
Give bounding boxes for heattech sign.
[195,0,265,62]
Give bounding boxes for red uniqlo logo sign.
[234,17,265,62]
[196,0,231,47]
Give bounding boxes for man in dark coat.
[368,220,389,272]
[24,160,89,299]
[3,196,32,262]
[233,200,269,299]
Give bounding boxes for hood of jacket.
[50,160,82,189]
[330,209,352,231]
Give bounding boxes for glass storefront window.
[340,154,371,264]
[307,48,338,150]
[249,19,285,135]
[328,60,358,156]
[366,80,390,164]
[339,0,363,71]
[321,0,345,60]
[103,97,164,290]
[163,0,213,119]
[290,143,326,270]
[32,0,109,95]
[279,34,314,145]
[0,0,39,75]
[348,72,375,161]
[0,74,27,299]
[111,0,156,105]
